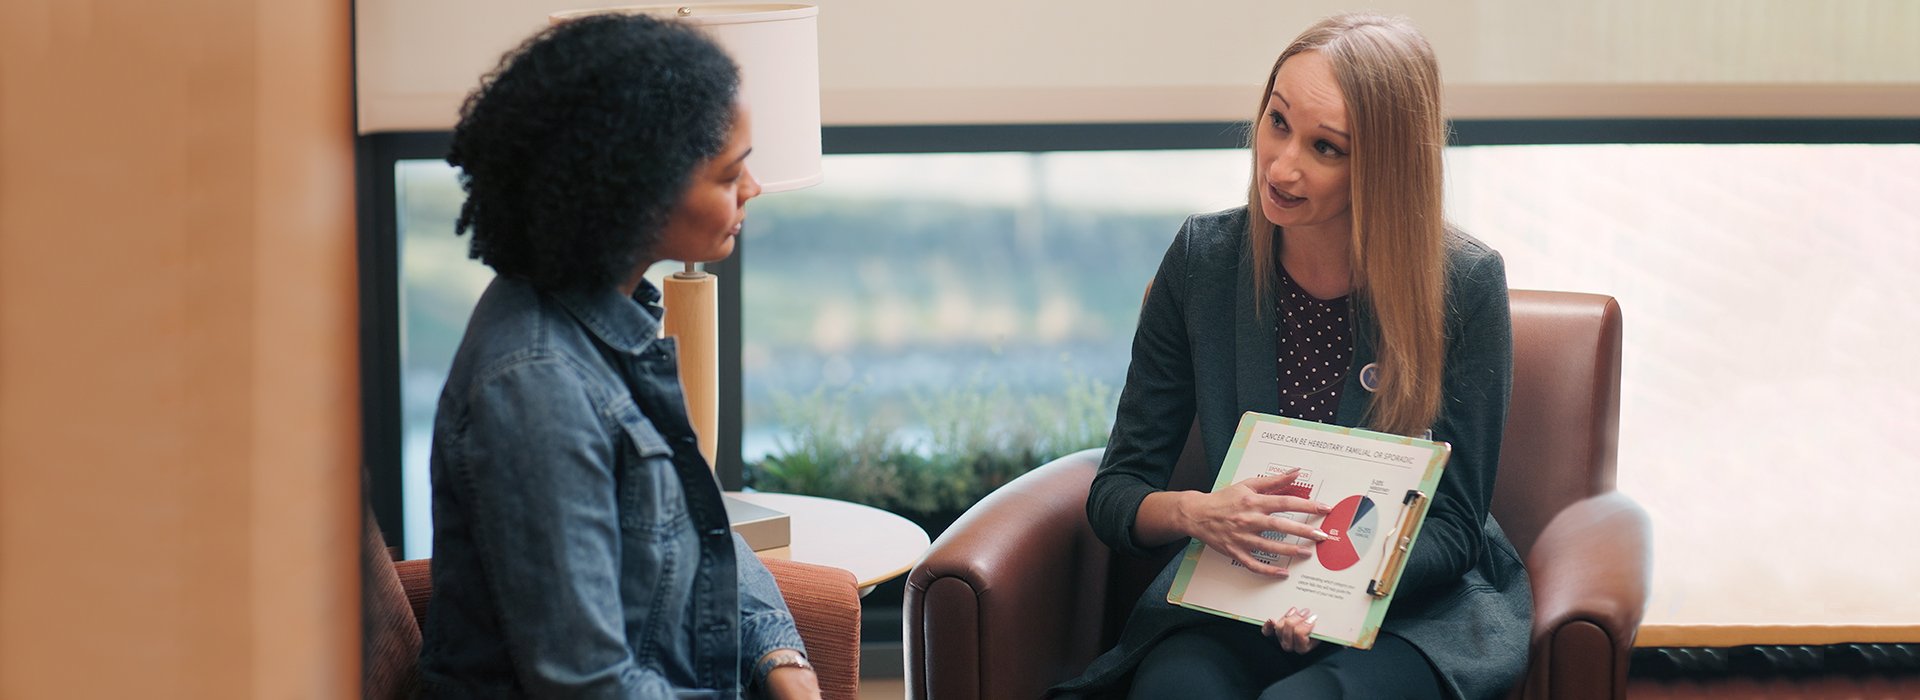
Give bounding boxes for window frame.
[356,117,1918,548]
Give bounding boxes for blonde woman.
[1054,14,1530,699]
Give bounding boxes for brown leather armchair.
[905,290,1651,699]
[362,516,865,700]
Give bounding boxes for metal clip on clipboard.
[1366,489,1429,598]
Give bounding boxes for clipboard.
[1166,412,1450,649]
[1365,489,1429,599]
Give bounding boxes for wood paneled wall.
[0,0,359,697]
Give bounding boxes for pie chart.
[1315,494,1379,571]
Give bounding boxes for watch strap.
[754,649,811,685]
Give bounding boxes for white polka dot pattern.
[1276,269,1352,422]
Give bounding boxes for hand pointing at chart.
[1132,468,1333,577]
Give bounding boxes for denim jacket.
[420,275,805,699]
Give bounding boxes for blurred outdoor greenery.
[744,368,1115,532]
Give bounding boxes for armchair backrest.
[1100,290,1623,635]
[1490,290,1622,558]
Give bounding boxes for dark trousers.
[1127,620,1445,699]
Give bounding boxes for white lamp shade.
[552,4,823,192]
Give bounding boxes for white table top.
[726,491,931,591]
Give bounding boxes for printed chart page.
[1171,413,1447,647]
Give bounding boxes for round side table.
[727,491,931,594]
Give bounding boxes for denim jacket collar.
[550,279,665,356]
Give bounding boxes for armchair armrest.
[1517,491,1652,700]
[762,557,862,700]
[389,556,860,700]
[906,449,1111,700]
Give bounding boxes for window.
[361,124,1920,633]
[374,144,1255,556]
[392,158,477,558]
[1443,140,1920,630]
[361,125,1256,557]
[737,149,1251,525]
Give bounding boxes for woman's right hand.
[1177,469,1332,577]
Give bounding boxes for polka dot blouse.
[1275,268,1352,422]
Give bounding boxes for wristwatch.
[756,649,812,681]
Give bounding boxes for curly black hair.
[448,13,740,292]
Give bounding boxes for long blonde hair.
[1245,13,1447,436]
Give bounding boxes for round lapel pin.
[1359,363,1381,392]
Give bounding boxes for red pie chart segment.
[1315,495,1379,571]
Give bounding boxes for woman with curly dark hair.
[421,14,818,699]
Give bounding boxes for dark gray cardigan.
[1054,208,1532,700]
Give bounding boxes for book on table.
[724,494,791,558]
[1166,411,1450,650]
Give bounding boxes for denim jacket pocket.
[610,397,687,535]
[612,396,674,458]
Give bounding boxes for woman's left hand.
[1263,606,1319,654]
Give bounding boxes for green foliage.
[746,368,1115,524]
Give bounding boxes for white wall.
[357,0,1920,131]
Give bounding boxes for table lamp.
[550,4,822,472]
